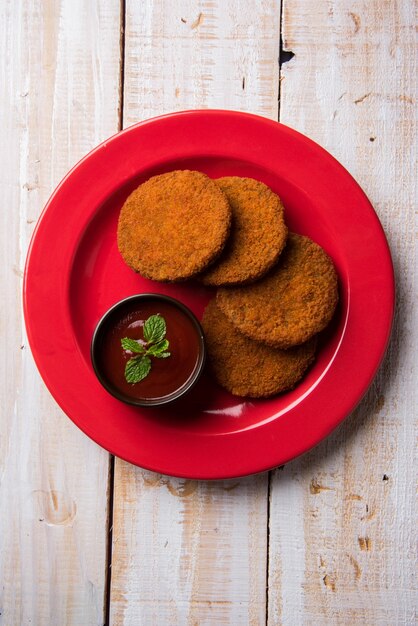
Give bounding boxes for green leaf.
[121,337,145,353]
[155,351,171,359]
[143,314,166,344]
[125,355,151,384]
[146,339,169,356]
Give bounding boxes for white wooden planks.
[110,468,268,625]
[268,1,417,624]
[122,0,280,124]
[0,1,120,624]
[1,0,416,624]
[109,1,281,624]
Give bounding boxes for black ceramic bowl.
[91,294,206,407]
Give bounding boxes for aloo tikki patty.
[117,170,232,281]
[216,233,338,348]
[200,177,288,286]
[202,299,317,398]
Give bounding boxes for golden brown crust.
[216,233,338,348]
[200,177,288,286]
[202,299,317,398]
[117,170,232,282]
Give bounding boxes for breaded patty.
[202,300,316,397]
[217,233,338,348]
[117,170,232,281]
[200,177,287,286]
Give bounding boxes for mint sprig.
[121,314,171,384]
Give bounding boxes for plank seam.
[118,0,126,131]
[104,454,116,626]
[266,4,287,622]
[265,470,272,626]
[278,0,294,117]
[104,3,126,624]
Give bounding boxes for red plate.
[23,110,394,479]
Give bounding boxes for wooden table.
[1,1,416,624]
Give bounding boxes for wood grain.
[122,0,280,124]
[0,1,120,624]
[109,1,281,624]
[268,1,417,624]
[1,1,416,624]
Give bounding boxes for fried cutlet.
[202,299,317,397]
[117,170,232,282]
[217,233,338,348]
[200,177,287,286]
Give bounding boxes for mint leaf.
[121,337,145,353]
[143,314,166,344]
[125,355,151,384]
[122,314,171,384]
[147,339,169,356]
[155,351,171,359]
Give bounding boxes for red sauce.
[96,299,203,402]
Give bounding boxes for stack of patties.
[117,170,339,399]
[200,179,339,398]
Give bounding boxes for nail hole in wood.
[279,46,295,65]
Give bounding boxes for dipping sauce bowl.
[91,294,206,407]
